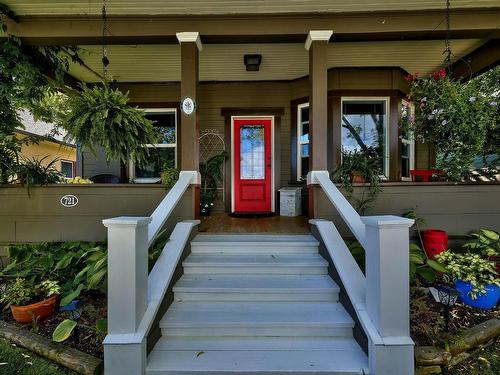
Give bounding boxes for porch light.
[244,54,262,71]
[429,285,459,332]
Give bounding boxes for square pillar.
[177,32,202,171]
[305,30,332,217]
[306,30,332,171]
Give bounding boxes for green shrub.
[0,278,36,306]
[161,167,179,188]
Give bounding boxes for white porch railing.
[308,170,415,375]
[102,171,200,375]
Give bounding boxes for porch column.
[177,32,202,218]
[177,32,202,171]
[305,30,333,217]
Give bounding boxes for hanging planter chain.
[443,0,452,69]
[101,0,110,82]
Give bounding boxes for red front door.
[233,118,272,213]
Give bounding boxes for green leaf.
[52,319,77,342]
[410,253,425,265]
[409,262,417,283]
[417,267,437,282]
[60,284,84,307]
[427,259,448,273]
[481,229,499,241]
[86,268,106,290]
[96,318,108,334]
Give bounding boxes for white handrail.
[311,171,366,247]
[147,171,199,247]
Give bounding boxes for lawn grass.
[448,340,500,375]
[0,338,77,375]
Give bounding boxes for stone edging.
[415,317,500,374]
[0,320,103,375]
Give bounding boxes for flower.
[469,97,476,103]
[490,101,498,106]
[404,74,414,82]
[441,120,448,125]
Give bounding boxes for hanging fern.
[60,85,158,166]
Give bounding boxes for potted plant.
[332,149,382,214]
[161,167,180,188]
[198,151,228,216]
[435,251,500,309]
[200,190,215,216]
[0,278,61,323]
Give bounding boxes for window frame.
[340,96,390,179]
[60,159,75,179]
[400,99,415,181]
[129,108,178,183]
[296,102,310,182]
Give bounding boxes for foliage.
[39,280,61,298]
[0,278,35,306]
[161,167,179,188]
[199,152,228,213]
[14,156,62,186]
[404,68,498,181]
[409,242,447,283]
[410,294,445,346]
[332,149,382,214]
[448,340,500,375]
[0,337,78,375]
[66,176,93,184]
[345,240,365,273]
[52,319,78,343]
[57,85,158,166]
[462,229,499,257]
[435,251,500,299]
[0,242,107,304]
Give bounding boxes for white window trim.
[297,102,310,182]
[340,97,390,179]
[60,159,75,179]
[129,108,177,183]
[401,100,415,181]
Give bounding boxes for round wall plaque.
[60,195,79,208]
[181,97,196,115]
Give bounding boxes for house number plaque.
[60,195,79,208]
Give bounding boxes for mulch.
[0,291,106,358]
[411,287,500,347]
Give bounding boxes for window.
[401,100,415,181]
[341,98,389,177]
[297,103,310,181]
[131,109,177,183]
[61,160,75,179]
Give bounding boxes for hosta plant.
[435,251,500,299]
[463,229,499,257]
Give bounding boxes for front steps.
[147,234,369,375]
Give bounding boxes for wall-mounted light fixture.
[244,54,262,71]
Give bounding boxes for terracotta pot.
[10,294,59,324]
[350,171,365,183]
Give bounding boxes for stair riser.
[183,266,328,275]
[174,292,339,302]
[161,327,353,337]
[147,370,366,375]
[191,245,319,254]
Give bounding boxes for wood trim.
[331,96,342,172]
[220,107,284,117]
[290,97,309,183]
[329,89,407,98]
[389,95,402,181]
[451,38,500,80]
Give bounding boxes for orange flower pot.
[10,294,59,324]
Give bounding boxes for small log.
[449,317,500,356]
[415,346,451,366]
[416,365,442,375]
[0,321,103,375]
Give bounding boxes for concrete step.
[159,302,354,337]
[173,275,339,302]
[191,234,319,254]
[147,337,369,374]
[183,253,328,275]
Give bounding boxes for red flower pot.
[423,229,448,259]
[10,294,59,324]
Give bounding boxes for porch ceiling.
[69,39,483,83]
[4,0,499,16]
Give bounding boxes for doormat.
[228,212,277,218]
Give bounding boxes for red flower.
[404,74,414,82]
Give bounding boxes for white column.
[362,215,415,375]
[102,216,151,375]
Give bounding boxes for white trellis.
[199,129,225,201]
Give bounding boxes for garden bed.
[0,291,105,359]
[411,287,499,347]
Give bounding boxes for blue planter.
[455,280,500,310]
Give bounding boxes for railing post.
[102,216,152,375]
[362,215,415,375]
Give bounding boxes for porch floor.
[198,213,310,234]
